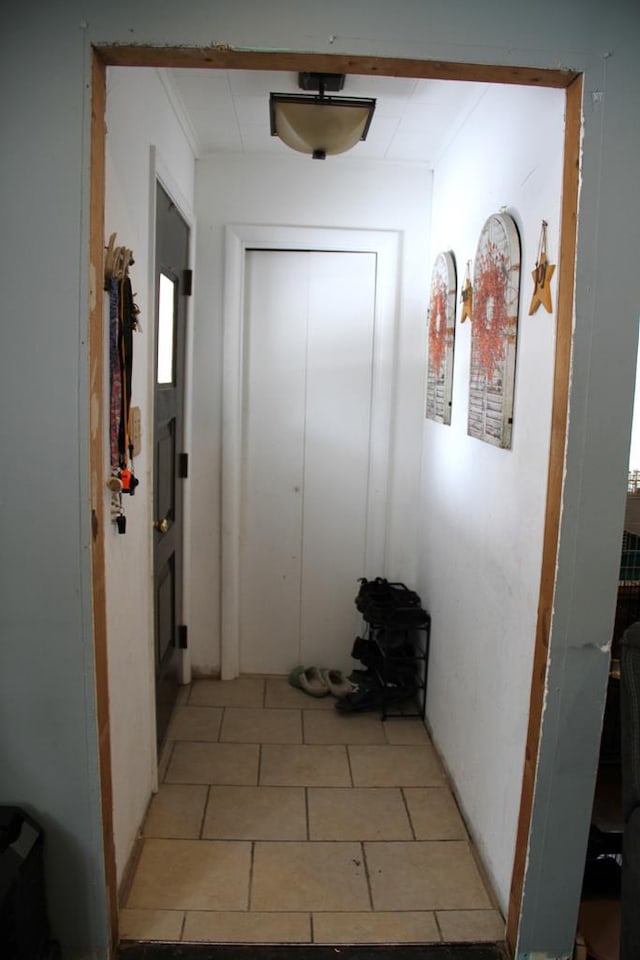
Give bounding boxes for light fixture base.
[298,72,345,93]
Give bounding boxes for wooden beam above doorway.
[95,45,577,89]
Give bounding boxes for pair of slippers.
[288,665,355,699]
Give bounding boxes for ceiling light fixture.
[269,72,376,160]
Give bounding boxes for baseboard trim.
[117,829,145,910]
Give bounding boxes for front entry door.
[153,183,189,749]
[240,249,377,675]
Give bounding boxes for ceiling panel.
[165,69,489,165]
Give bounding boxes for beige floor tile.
[220,707,302,744]
[403,787,468,840]
[129,674,503,951]
[120,908,184,941]
[176,684,191,706]
[365,841,492,911]
[202,786,307,840]
[308,788,412,840]
[383,718,430,744]
[126,839,251,911]
[260,744,351,786]
[183,911,311,943]
[166,742,259,785]
[167,706,223,741]
[304,710,386,745]
[436,909,505,942]
[313,911,440,943]
[349,744,446,787]
[143,784,208,838]
[251,841,370,911]
[189,677,264,707]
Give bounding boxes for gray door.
[153,183,189,749]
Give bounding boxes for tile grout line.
[309,910,315,944]
[257,742,263,786]
[248,839,256,911]
[346,743,355,787]
[433,907,445,942]
[382,718,390,744]
[304,786,310,840]
[217,705,224,742]
[400,786,417,841]
[198,785,211,839]
[161,740,177,783]
[218,705,226,743]
[361,839,375,912]
[179,909,187,942]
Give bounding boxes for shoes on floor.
[336,672,416,714]
[288,665,329,697]
[319,668,356,698]
[289,665,357,698]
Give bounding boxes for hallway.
[120,677,503,946]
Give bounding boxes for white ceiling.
[160,69,489,166]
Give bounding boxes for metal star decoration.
[528,221,556,315]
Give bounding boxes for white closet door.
[240,249,376,674]
[241,251,308,674]
[300,252,376,668]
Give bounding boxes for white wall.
[2,3,639,957]
[419,84,565,912]
[191,154,432,674]
[104,66,195,885]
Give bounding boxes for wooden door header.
[95,45,577,89]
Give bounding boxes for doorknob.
[153,517,170,534]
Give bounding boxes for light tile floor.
[121,676,505,946]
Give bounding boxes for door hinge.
[178,452,189,479]
[177,625,188,649]
[182,269,193,297]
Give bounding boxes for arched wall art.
[468,212,521,449]
[425,250,457,425]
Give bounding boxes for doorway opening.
[89,48,581,956]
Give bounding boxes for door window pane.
[157,273,175,384]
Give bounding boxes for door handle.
[153,517,170,534]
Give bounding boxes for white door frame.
[221,224,401,679]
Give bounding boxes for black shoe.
[350,636,383,670]
[335,681,384,713]
[336,677,415,714]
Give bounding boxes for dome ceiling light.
[269,72,376,160]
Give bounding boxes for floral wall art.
[425,250,457,425]
[468,213,521,448]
